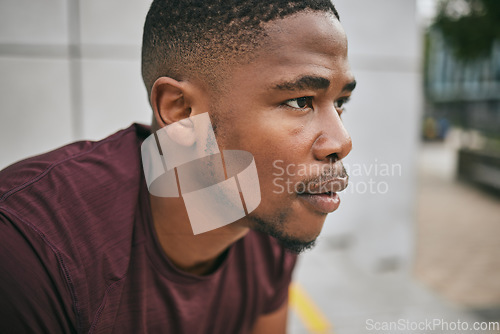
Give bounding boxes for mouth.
[298,175,349,194]
[296,176,348,214]
[297,191,341,214]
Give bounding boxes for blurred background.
[0,0,499,333]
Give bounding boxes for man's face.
[206,11,355,251]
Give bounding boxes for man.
[0,0,355,333]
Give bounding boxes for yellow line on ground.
[289,282,334,334]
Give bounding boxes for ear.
[151,77,195,147]
[151,77,191,127]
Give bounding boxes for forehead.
[220,11,352,94]
[262,11,348,59]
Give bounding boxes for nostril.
[327,153,338,163]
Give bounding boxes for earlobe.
[166,118,196,147]
[151,77,196,147]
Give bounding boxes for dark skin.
[149,11,355,333]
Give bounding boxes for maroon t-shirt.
[0,124,297,334]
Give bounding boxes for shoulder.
[0,123,150,225]
[0,123,151,331]
[0,121,151,261]
[0,123,149,258]
[0,123,150,203]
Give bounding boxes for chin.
[247,209,324,254]
[264,225,319,254]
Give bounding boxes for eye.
[334,97,350,111]
[284,97,313,110]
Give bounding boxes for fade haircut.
[141,0,340,95]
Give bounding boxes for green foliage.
[433,0,500,60]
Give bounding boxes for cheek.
[212,106,317,178]
[249,129,314,179]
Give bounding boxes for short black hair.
[141,0,340,95]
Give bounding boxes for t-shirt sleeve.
[0,213,76,334]
[262,248,298,314]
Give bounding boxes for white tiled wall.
[0,57,73,168]
[80,59,150,139]
[79,0,151,46]
[0,0,69,45]
[336,0,421,61]
[0,0,153,169]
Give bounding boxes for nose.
[311,109,352,162]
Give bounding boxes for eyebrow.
[271,75,331,91]
[271,76,357,93]
[342,80,357,92]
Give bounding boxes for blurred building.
[425,32,500,135]
[424,7,500,190]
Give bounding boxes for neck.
[149,194,249,276]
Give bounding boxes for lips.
[297,176,348,214]
[298,192,340,214]
[302,176,349,195]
